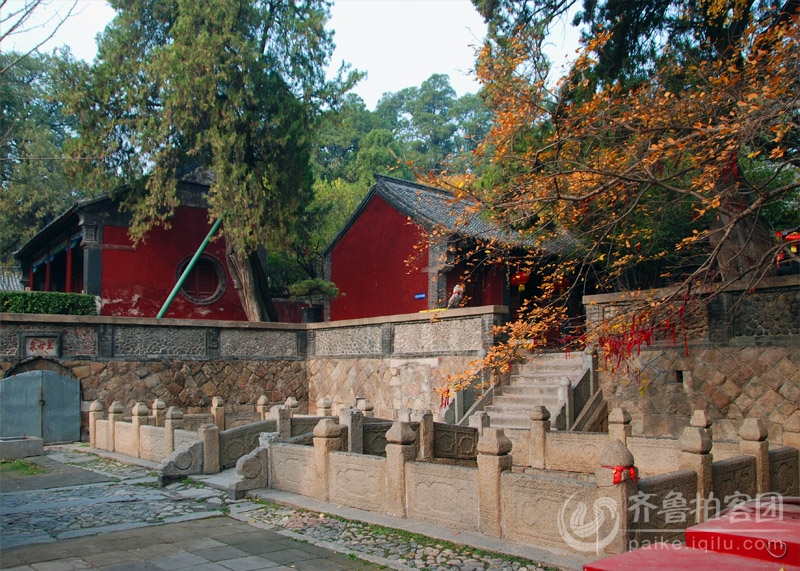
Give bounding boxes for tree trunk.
[709,204,777,283]
[225,242,279,322]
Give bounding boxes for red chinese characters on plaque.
[25,336,59,357]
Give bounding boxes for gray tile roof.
[0,267,24,291]
[325,175,579,255]
[372,175,516,243]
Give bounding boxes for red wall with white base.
[329,195,430,321]
[101,206,247,320]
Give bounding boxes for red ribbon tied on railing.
[602,465,638,484]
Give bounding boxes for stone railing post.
[529,406,550,469]
[274,405,292,438]
[107,401,124,453]
[339,407,364,454]
[679,426,713,523]
[477,427,513,537]
[131,402,149,458]
[313,419,343,501]
[385,421,416,518]
[608,407,632,446]
[468,411,489,436]
[285,396,299,415]
[691,409,713,440]
[210,396,225,431]
[164,406,184,457]
[316,397,332,416]
[199,423,220,475]
[739,418,770,494]
[418,410,434,461]
[595,439,637,556]
[152,399,167,427]
[357,397,375,418]
[89,400,104,449]
[584,345,599,394]
[785,411,800,489]
[558,378,573,430]
[256,396,270,420]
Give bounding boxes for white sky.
[3,0,580,110]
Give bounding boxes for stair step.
[481,350,592,433]
[489,409,562,429]
[487,415,533,429]
[503,379,561,394]
[493,394,559,405]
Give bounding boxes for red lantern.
[511,270,530,292]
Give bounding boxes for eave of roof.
[13,194,112,259]
[323,174,540,256]
[14,166,214,261]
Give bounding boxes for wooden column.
[65,235,73,293]
[45,247,51,291]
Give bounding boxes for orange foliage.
[428,9,800,397]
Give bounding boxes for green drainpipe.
[157,217,224,319]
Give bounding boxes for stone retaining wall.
[1,307,505,438]
[584,276,800,443]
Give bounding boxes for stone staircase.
[484,350,601,431]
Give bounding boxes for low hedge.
[0,291,97,315]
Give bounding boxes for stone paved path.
[0,447,567,571]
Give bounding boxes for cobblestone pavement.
[0,447,565,571]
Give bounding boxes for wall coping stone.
[582,274,798,306]
[0,305,508,330]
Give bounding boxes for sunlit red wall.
[329,194,430,321]
[100,206,247,320]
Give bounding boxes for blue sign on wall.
[414,293,426,300]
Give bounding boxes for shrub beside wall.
[0,291,97,315]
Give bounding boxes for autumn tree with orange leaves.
[428,0,799,394]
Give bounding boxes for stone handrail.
[229,412,799,556]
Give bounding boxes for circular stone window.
[176,255,226,304]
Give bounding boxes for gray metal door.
[0,371,80,443]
